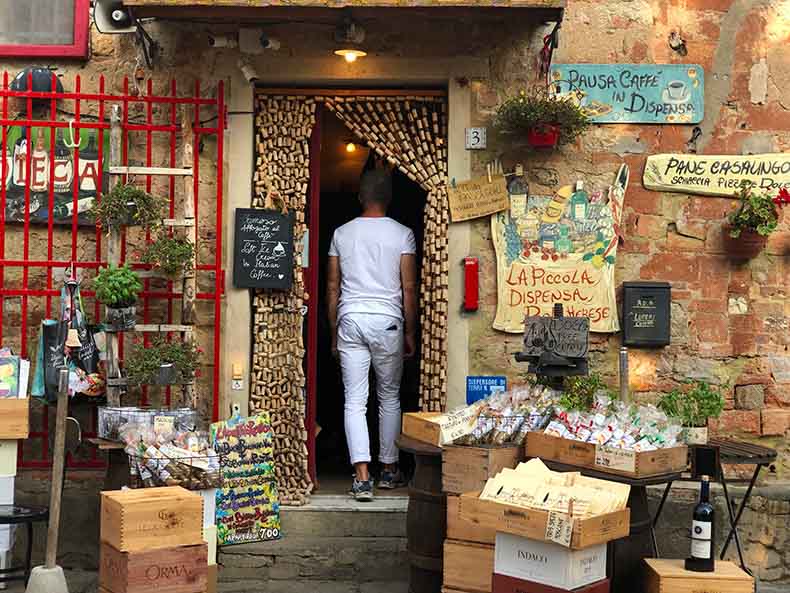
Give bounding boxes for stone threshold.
[282,494,409,512]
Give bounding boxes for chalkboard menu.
[233,208,294,290]
[522,316,590,358]
[621,281,671,347]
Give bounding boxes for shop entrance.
[311,106,426,491]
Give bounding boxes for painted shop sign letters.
[550,64,704,124]
[643,153,790,197]
[448,175,509,222]
[491,165,629,333]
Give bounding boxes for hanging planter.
[124,336,201,386]
[722,225,767,261]
[526,124,561,149]
[88,183,164,229]
[94,264,142,332]
[156,364,178,386]
[723,183,789,260]
[141,233,195,279]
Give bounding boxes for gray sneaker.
[378,470,407,489]
[351,478,374,501]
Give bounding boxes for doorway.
[311,106,427,492]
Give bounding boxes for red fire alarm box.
[464,257,479,312]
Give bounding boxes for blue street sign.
[466,376,507,404]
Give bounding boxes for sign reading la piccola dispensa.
[550,64,704,124]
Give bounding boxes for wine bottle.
[685,475,715,572]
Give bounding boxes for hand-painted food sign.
[643,153,790,197]
[550,64,704,124]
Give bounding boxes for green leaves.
[559,373,615,411]
[493,91,590,147]
[658,381,725,428]
[88,183,165,228]
[727,181,780,238]
[94,264,142,308]
[141,233,195,278]
[125,336,201,385]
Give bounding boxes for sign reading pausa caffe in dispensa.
[643,153,790,197]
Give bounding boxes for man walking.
[326,164,417,501]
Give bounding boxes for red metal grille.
[0,72,225,468]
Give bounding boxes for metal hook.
[64,119,80,149]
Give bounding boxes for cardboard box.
[402,412,444,447]
[443,539,494,593]
[525,433,687,479]
[443,445,523,495]
[203,525,217,565]
[448,495,496,545]
[0,477,13,505]
[644,559,754,593]
[200,488,217,527]
[494,533,606,590]
[101,487,204,553]
[0,441,17,476]
[206,563,217,593]
[457,492,630,550]
[100,542,207,593]
[0,399,29,440]
[492,575,610,593]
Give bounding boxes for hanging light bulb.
[334,19,366,63]
[66,328,82,348]
[345,141,357,153]
[335,48,367,63]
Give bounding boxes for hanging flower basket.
[156,364,178,385]
[105,305,137,332]
[526,124,561,149]
[722,225,767,261]
[118,201,141,227]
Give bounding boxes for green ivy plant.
[93,264,143,309]
[657,381,726,428]
[88,183,165,228]
[141,233,194,278]
[125,336,200,385]
[727,181,786,238]
[493,89,590,146]
[559,373,616,411]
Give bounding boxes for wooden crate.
[100,542,207,593]
[447,495,496,545]
[101,487,204,553]
[443,539,494,593]
[644,559,753,593]
[402,412,443,447]
[525,433,687,478]
[0,399,29,439]
[443,445,523,495]
[492,575,610,593]
[457,492,630,550]
[207,564,217,593]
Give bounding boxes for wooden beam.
[134,324,193,333]
[256,88,447,98]
[109,166,193,176]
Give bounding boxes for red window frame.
[0,0,90,59]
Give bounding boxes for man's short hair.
[359,168,393,205]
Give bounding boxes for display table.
[396,434,445,593]
[539,459,682,593]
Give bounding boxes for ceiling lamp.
[345,142,357,153]
[334,19,367,63]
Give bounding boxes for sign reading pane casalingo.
[550,64,704,124]
[643,153,790,197]
[233,208,294,290]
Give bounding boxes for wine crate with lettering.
[494,533,606,590]
[443,539,494,593]
[644,559,753,593]
[101,487,204,552]
[443,445,523,495]
[0,399,29,439]
[402,412,444,447]
[100,542,207,593]
[447,495,496,545]
[525,433,687,478]
[457,492,630,550]
[492,575,610,593]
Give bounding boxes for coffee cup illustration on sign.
[273,242,286,257]
[663,80,690,104]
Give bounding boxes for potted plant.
[559,373,616,411]
[124,336,200,386]
[493,89,590,150]
[723,183,789,260]
[657,381,726,445]
[88,183,164,228]
[94,264,143,331]
[141,233,194,278]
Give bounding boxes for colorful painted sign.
[2,127,111,225]
[550,64,704,124]
[491,165,629,333]
[643,153,790,197]
[466,376,507,404]
[210,413,281,545]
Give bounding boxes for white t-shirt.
[329,217,416,320]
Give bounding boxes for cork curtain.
[252,94,448,504]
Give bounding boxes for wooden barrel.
[399,436,446,593]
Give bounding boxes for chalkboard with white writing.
[233,208,294,290]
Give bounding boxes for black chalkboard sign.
[233,208,294,290]
[521,317,590,359]
[621,281,671,347]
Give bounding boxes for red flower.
[773,188,790,207]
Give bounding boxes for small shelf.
[162,218,196,227]
[134,324,193,333]
[109,166,193,176]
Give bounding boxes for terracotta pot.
[105,305,136,332]
[722,225,767,260]
[526,124,561,149]
[685,426,708,445]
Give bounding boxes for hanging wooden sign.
[643,153,790,197]
[448,176,509,222]
[550,64,704,124]
[233,208,294,290]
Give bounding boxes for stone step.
[217,579,408,593]
[279,494,408,538]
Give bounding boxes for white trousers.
[338,313,404,465]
